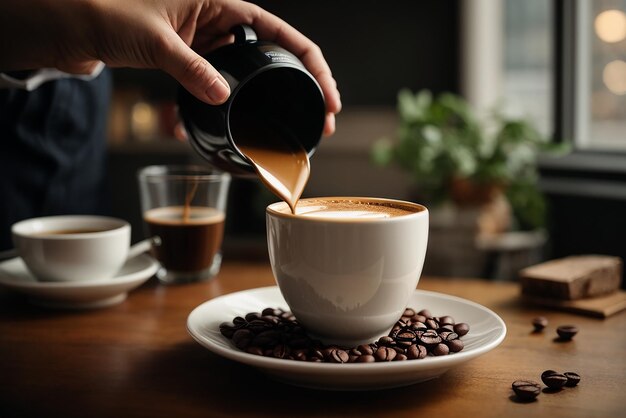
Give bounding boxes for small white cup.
[266,197,429,346]
[12,215,131,282]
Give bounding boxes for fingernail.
[206,77,230,104]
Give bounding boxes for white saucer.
[0,254,158,309]
[187,286,507,391]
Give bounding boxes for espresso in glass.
[143,206,225,273]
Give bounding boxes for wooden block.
[523,290,626,318]
[519,255,622,300]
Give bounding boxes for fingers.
[323,112,336,137]
[158,31,230,105]
[238,4,342,115]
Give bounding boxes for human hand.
[0,0,341,135]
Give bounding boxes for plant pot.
[449,177,503,207]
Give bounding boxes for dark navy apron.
[0,69,111,250]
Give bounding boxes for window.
[582,0,626,150]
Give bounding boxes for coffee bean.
[447,339,464,353]
[219,322,237,338]
[245,312,262,322]
[541,369,558,380]
[417,309,432,318]
[425,318,439,329]
[412,314,427,324]
[419,330,442,346]
[351,344,374,356]
[512,380,541,401]
[329,349,349,364]
[260,315,280,325]
[410,322,427,331]
[252,330,281,347]
[439,316,455,326]
[233,316,247,326]
[356,355,375,363]
[432,343,449,356]
[310,349,324,360]
[292,348,308,361]
[453,323,470,337]
[564,372,581,387]
[374,346,397,362]
[396,330,417,346]
[556,325,578,340]
[394,353,408,361]
[442,332,459,342]
[403,308,416,317]
[532,316,548,332]
[247,319,271,333]
[246,346,264,356]
[377,336,395,347]
[272,343,291,359]
[407,344,427,359]
[262,307,281,317]
[232,329,253,350]
[541,371,568,389]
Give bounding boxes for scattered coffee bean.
[556,325,579,340]
[541,370,568,389]
[541,369,558,380]
[564,372,581,387]
[220,306,468,363]
[532,317,548,332]
[512,380,541,401]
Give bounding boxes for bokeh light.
[603,60,626,95]
[595,9,626,43]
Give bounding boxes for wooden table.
[1,261,624,418]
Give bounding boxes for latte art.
[271,198,420,219]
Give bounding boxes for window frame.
[540,0,626,200]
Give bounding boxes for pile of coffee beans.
[219,307,470,363]
[512,370,581,401]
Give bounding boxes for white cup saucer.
[187,286,507,391]
[0,254,158,309]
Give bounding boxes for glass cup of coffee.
[138,165,231,284]
[266,197,429,346]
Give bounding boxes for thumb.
[159,34,230,105]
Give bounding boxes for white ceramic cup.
[266,197,429,346]
[12,215,131,282]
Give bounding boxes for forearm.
[0,0,96,72]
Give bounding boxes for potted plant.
[372,89,567,277]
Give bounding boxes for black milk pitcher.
[178,25,326,176]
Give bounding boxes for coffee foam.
[144,206,225,225]
[291,199,419,219]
